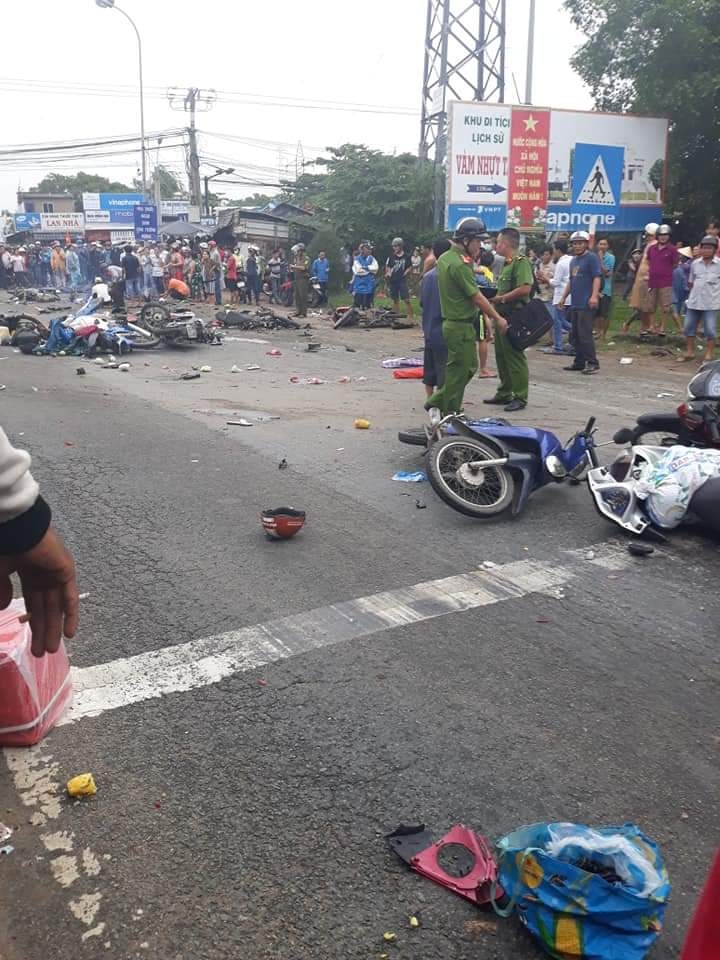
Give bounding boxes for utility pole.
[525,0,536,104]
[167,87,216,212]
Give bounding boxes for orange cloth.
[168,278,190,298]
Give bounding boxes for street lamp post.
[203,168,234,217]
[95,0,147,196]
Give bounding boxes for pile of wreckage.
[332,305,415,330]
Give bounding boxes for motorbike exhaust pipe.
[467,457,509,469]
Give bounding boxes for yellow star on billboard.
[524,114,539,131]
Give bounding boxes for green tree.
[280,144,439,263]
[29,172,133,211]
[563,0,720,230]
[136,165,185,200]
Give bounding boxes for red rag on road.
[681,849,720,959]
[393,368,424,379]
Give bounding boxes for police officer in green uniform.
[425,218,506,423]
[483,227,534,411]
[293,243,310,317]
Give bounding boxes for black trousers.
[570,308,598,368]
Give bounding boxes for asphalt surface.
[0,300,718,959]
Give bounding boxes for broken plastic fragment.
[382,933,396,943]
[226,419,253,427]
[392,471,427,483]
[67,774,97,798]
[354,418,371,429]
[230,364,241,373]
[246,364,261,371]
[409,916,420,929]
[199,365,212,373]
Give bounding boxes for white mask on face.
[482,242,493,252]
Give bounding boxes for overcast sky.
[0,0,592,211]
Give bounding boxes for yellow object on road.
[67,773,97,798]
[354,418,371,429]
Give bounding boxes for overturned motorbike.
[589,442,720,539]
[613,359,720,448]
[138,302,216,348]
[422,415,599,518]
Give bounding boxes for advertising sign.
[447,101,668,232]
[39,212,84,232]
[13,212,42,231]
[82,192,145,227]
[133,204,158,242]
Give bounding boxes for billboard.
[133,204,158,242]
[39,212,84,232]
[83,192,145,227]
[13,212,42,231]
[447,101,668,233]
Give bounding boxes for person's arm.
[588,255,602,308]
[368,257,379,275]
[495,258,533,306]
[558,281,571,307]
[0,427,79,657]
[403,256,413,279]
[472,290,506,329]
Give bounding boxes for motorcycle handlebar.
[583,417,596,435]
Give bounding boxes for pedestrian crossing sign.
[572,143,624,210]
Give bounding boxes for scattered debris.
[118,362,131,372]
[392,471,427,482]
[76,367,86,376]
[381,357,424,369]
[230,364,241,373]
[409,916,420,929]
[382,933,397,944]
[199,365,212,373]
[481,560,498,569]
[278,458,288,470]
[66,774,97,798]
[306,342,321,353]
[345,345,356,353]
[0,823,12,844]
[386,823,501,907]
[628,542,654,557]
[226,419,253,427]
[415,499,427,509]
[179,372,201,381]
[266,349,282,357]
[338,375,351,383]
[289,376,300,383]
[393,368,424,380]
[585,550,595,560]
[93,358,105,366]
[656,392,674,399]
[354,418,371,429]
[356,376,368,383]
[31,386,39,392]
[306,377,326,385]
[246,364,261,371]
[64,441,74,447]
[78,592,91,601]
[0,845,14,856]
[0,386,5,392]
[619,357,633,365]
[261,507,306,539]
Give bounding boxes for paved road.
[0,314,718,959]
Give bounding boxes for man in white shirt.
[545,238,573,354]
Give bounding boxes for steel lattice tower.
[420,0,507,223]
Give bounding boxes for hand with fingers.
[0,528,79,658]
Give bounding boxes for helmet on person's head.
[359,240,371,249]
[700,235,719,248]
[644,222,659,236]
[452,217,487,242]
[94,276,102,283]
[657,224,672,236]
[569,230,590,242]
[391,237,403,247]
[295,243,306,251]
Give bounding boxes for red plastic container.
[0,600,72,747]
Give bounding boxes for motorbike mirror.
[613,427,634,445]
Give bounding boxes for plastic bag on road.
[636,446,720,528]
[0,600,72,746]
[494,821,670,960]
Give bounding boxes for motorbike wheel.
[426,436,515,518]
[630,427,683,447]
[139,303,171,330]
[127,335,160,350]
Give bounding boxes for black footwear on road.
[503,399,527,412]
[483,396,508,405]
[563,365,585,372]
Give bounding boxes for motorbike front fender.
[504,452,541,515]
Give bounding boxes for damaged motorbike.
[589,442,720,539]
[420,415,599,518]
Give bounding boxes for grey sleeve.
[0,426,40,525]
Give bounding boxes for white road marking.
[59,545,630,725]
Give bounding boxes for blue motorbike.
[419,415,599,518]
